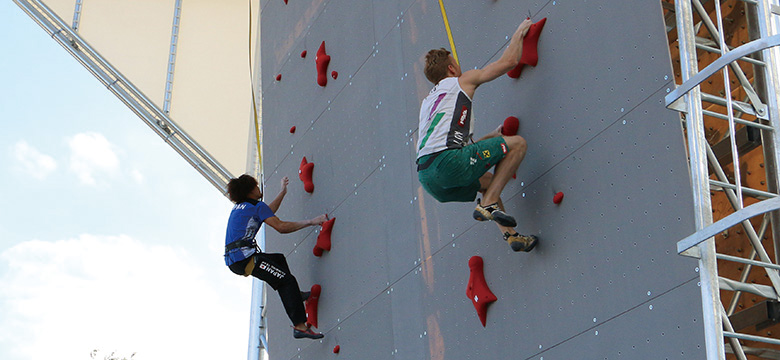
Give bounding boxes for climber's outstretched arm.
[265,214,327,234]
[459,19,532,96]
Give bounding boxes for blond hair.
[424,48,452,84]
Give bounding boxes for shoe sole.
[472,208,518,228]
[508,235,539,252]
[293,331,324,340]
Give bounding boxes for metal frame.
[665,0,780,358]
[13,0,233,194]
[71,0,82,31]
[163,0,183,115]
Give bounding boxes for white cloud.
[0,234,250,360]
[130,168,144,184]
[11,140,57,180]
[68,132,120,185]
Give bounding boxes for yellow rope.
[249,0,262,176]
[437,0,459,65]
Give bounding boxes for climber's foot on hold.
[504,232,538,252]
[300,291,311,302]
[473,199,517,227]
[293,325,324,340]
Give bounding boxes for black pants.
[229,252,307,325]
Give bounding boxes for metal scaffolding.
[665,0,780,358]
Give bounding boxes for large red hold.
[316,217,335,252]
[299,157,314,193]
[305,284,321,328]
[316,41,331,87]
[466,256,497,327]
[507,17,547,79]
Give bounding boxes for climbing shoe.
[504,232,538,252]
[293,327,324,340]
[473,199,517,227]
[300,291,311,302]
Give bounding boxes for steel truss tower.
[665,0,780,358]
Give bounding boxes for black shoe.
[300,291,311,302]
[504,232,538,252]
[473,199,517,227]
[293,327,324,340]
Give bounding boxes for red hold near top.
[507,17,547,78]
[316,41,331,87]
[299,157,314,193]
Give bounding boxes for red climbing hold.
[501,116,519,136]
[298,157,307,180]
[507,17,547,79]
[466,256,497,327]
[276,74,282,81]
[301,50,307,58]
[313,246,323,257]
[316,41,331,87]
[289,126,296,134]
[507,63,525,79]
[520,17,546,67]
[284,0,288,4]
[333,345,340,354]
[316,217,335,252]
[299,157,314,193]
[306,284,321,328]
[331,71,338,80]
[553,191,564,204]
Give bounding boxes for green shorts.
[417,137,508,203]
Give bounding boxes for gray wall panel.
[260,0,706,358]
[535,280,705,359]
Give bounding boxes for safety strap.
[225,239,256,252]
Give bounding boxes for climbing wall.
[259,0,706,359]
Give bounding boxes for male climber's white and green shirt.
[416,77,474,159]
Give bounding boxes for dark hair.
[424,48,452,84]
[227,174,259,204]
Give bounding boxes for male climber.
[416,19,538,252]
[224,174,327,339]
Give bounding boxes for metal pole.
[675,1,724,359]
[752,0,780,264]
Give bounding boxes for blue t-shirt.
[224,199,275,266]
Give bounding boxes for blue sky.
[0,2,252,359]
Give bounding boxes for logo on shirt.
[458,106,468,127]
[482,150,491,159]
[501,143,508,154]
